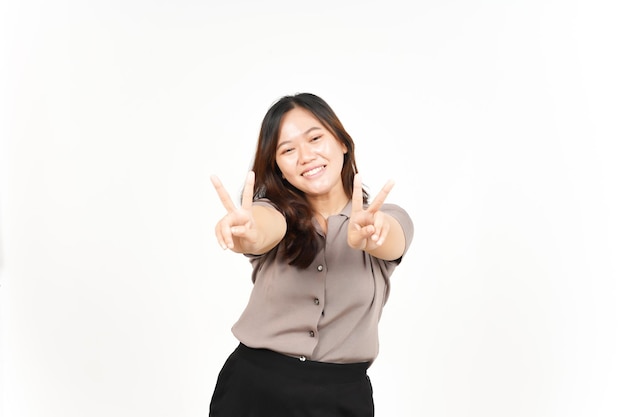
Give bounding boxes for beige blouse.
[231,200,414,364]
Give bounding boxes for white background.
[1,1,625,416]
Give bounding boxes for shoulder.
[252,197,277,209]
[381,203,414,248]
[381,203,412,226]
[380,203,411,217]
[252,198,284,215]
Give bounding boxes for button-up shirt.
[231,200,414,364]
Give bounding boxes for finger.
[362,224,376,242]
[240,171,255,211]
[349,224,374,250]
[370,213,382,243]
[368,179,395,213]
[374,224,390,247]
[372,212,389,246]
[352,173,364,212]
[215,221,231,250]
[231,225,250,236]
[220,222,235,249]
[211,175,237,213]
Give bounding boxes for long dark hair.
[250,93,368,268]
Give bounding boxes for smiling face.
[275,107,348,201]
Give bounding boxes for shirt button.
[309,330,315,337]
[317,265,323,271]
[314,298,320,305]
[299,356,306,362]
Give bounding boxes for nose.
[298,143,316,164]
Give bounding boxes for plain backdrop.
[1,1,625,416]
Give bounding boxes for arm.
[234,204,286,255]
[211,171,287,255]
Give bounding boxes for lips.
[302,165,326,177]
[302,165,325,177]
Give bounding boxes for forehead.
[278,107,324,141]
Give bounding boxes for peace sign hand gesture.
[348,174,404,260]
[210,171,258,251]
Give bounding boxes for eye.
[281,147,294,155]
[311,135,322,142]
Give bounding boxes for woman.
[209,93,413,416]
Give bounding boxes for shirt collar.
[312,200,352,236]
[339,200,352,217]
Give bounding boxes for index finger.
[352,173,364,212]
[367,179,395,213]
[210,175,237,213]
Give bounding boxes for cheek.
[326,140,344,155]
[275,157,291,176]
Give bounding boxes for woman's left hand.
[347,174,395,251]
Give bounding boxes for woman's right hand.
[210,171,258,251]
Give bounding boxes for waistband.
[233,343,370,384]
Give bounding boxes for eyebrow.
[277,127,322,148]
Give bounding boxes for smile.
[302,166,325,177]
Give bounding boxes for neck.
[308,194,350,219]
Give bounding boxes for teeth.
[303,166,323,177]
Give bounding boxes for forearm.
[232,205,287,255]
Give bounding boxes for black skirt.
[209,343,374,417]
